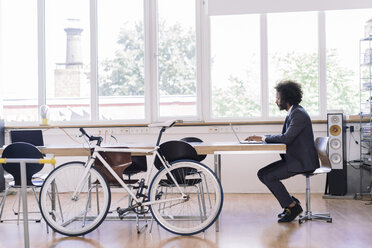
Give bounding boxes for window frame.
[2,0,371,126]
[205,12,326,122]
[39,0,203,126]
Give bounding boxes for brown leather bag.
[94,150,132,185]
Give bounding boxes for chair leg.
[1,187,43,224]
[149,186,163,233]
[17,189,21,225]
[299,176,332,224]
[31,187,42,223]
[12,189,20,215]
[201,173,212,208]
[0,187,11,222]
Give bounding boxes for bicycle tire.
[39,161,111,236]
[148,160,223,235]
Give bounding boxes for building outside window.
[45,0,91,122]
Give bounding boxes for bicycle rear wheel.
[148,160,223,235]
[39,161,111,236]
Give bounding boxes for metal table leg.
[214,153,221,232]
[20,161,30,248]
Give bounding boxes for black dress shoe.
[278,203,303,223]
[278,196,300,218]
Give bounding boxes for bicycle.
[38,120,223,236]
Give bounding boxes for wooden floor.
[0,193,371,248]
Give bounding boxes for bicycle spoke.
[39,162,111,236]
[149,161,223,235]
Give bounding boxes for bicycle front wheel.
[39,161,111,236]
[149,160,223,235]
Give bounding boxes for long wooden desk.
[38,142,286,182]
[35,142,286,156]
[2,142,286,233]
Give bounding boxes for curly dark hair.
[275,80,303,106]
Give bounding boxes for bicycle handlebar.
[79,128,103,146]
[79,119,182,147]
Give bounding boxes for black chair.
[123,156,147,184]
[180,137,207,162]
[149,140,208,232]
[0,142,44,223]
[8,129,47,185]
[154,140,202,186]
[120,156,148,218]
[154,140,199,169]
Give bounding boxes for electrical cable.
[347,160,362,170]
[346,126,363,170]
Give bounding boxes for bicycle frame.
[71,145,188,207]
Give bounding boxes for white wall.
[7,121,360,194]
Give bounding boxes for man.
[246,80,319,223]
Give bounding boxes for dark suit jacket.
[265,105,319,173]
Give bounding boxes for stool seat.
[304,166,331,176]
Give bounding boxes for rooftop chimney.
[64,19,83,68]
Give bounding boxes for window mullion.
[195,0,203,121]
[145,0,158,123]
[90,0,98,122]
[201,0,211,121]
[318,11,327,118]
[38,0,46,118]
[260,13,268,119]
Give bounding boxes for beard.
[277,100,287,110]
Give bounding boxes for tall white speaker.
[327,113,345,169]
[327,113,347,195]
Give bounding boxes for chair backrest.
[10,129,44,146]
[123,156,147,175]
[1,142,44,186]
[315,137,331,169]
[180,137,207,162]
[154,140,199,170]
[94,149,132,184]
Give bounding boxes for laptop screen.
[10,130,44,146]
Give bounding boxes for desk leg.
[214,153,221,232]
[20,161,30,248]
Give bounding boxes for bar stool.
[299,137,332,224]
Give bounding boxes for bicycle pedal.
[116,207,127,217]
[117,204,139,218]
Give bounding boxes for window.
[157,0,197,118]
[325,9,372,114]
[97,0,145,120]
[267,11,319,117]
[1,1,371,124]
[0,0,38,122]
[210,15,261,118]
[45,0,90,122]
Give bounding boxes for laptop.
[10,130,45,147]
[229,124,262,144]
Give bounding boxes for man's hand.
[245,135,263,141]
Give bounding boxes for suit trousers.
[257,159,299,208]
